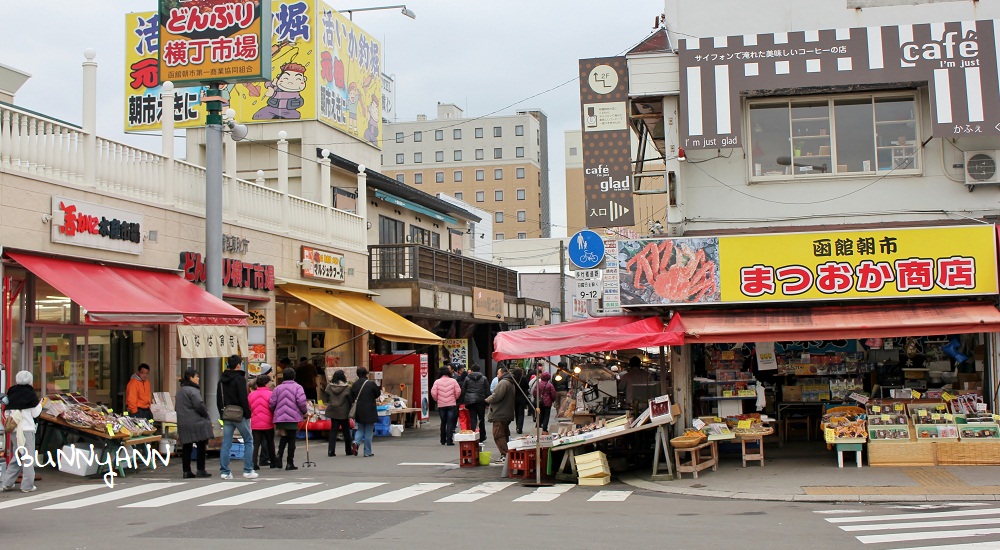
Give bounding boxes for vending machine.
[370,353,429,421]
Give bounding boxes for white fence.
[0,104,366,252]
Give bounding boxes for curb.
[618,474,1000,503]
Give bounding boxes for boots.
[285,442,298,470]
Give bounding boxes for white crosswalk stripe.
[200,482,320,506]
[279,482,386,505]
[513,484,574,502]
[435,482,515,503]
[358,482,452,503]
[36,482,184,510]
[818,503,1000,548]
[5,479,634,511]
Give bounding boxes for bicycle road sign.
[568,230,605,269]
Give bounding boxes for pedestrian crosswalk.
[818,503,1000,548]
[1,480,635,512]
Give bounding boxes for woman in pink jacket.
[431,367,462,446]
[248,373,277,470]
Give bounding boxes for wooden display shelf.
[868,439,1000,466]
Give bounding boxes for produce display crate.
[914,424,959,441]
[868,425,912,442]
[959,423,1000,440]
[937,440,1000,465]
[868,439,936,466]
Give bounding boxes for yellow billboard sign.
[618,225,998,306]
[157,0,271,87]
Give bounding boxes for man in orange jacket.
[126,363,153,419]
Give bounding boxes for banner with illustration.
[618,225,998,306]
[443,339,469,370]
[125,0,381,149]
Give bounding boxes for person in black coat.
[461,365,489,442]
[350,367,380,457]
[513,367,531,434]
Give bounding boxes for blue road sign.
[568,230,605,269]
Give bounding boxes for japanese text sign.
[51,197,144,255]
[179,251,276,291]
[301,245,345,282]
[158,0,272,87]
[679,20,1000,149]
[618,225,997,306]
[472,287,504,321]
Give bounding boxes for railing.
[369,244,519,296]
[0,103,367,253]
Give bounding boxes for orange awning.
[678,302,1000,343]
[8,251,247,326]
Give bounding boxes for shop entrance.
[28,328,88,398]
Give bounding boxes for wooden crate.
[579,475,611,486]
[868,440,936,466]
[937,440,1000,465]
[578,463,611,479]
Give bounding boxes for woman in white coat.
[2,370,43,492]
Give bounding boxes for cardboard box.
[959,373,983,391]
[578,475,611,486]
[782,385,802,402]
[58,445,101,476]
[150,404,176,423]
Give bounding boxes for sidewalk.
[618,440,1000,502]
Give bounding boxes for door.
[28,328,87,396]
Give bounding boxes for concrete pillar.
[356,167,368,221]
[82,49,97,188]
[663,95,684,235]
[672,344,692,437]
[277,131,290,231]
[320,150,332,239]
[160,81,175,204]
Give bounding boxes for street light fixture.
[341,4,416,20]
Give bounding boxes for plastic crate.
[459,441,479,468]
[229,443,245,459]
[374,424,392,437]
[376,415,391,427]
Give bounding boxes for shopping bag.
[458,405,471,431]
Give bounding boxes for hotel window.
[748,92,919,181]
[454,129,462,140]
[494,126,502,137]
[516,188,525,200]
[435,129,443,141]
[435,171,444,183]
[495,190,503,201]
[517,210,526,222]
[454,150,462,161]
[435,151,444,162]
[495,211,504,223]
[495,233,504,240]
[475,127,483,138]
[516,167,525,179]
[414,131,422,142]
[494,168,503,180]
[517,232,527,239]
[395,174,404,183]
[395,132,404,143]
[395,153,404,164]
[454,170,463,182]
[476,170,485,181]
[475,149,484,160]
[516,146,524,158]
[494,148,502,159]
[455,191,463,200]
[414,152,422,163]
[414,173,423,184]
[476,191,485,202]
[515,124,524,136]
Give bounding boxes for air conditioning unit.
[964,150,1000,186]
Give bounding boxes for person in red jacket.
[532,371,558,432]
[430,367,462,446]
[248,371,277,470]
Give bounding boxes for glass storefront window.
[285,301,309,328]
[33,279,73,324]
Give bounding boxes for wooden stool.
[673,441,718,479]
[836,443,863,468]
[783,416,812,442]
[738,435,764,467]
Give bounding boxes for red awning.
[8,251,247,326]
[678,302,1000,343]
[493,315,684,360]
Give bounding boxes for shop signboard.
[157,0,272,88]
[678,19,1000,149]
[419,354,429,420]
[618,225,998,306]
[442,339,468,370]
[178,325,248,359]
[301,245,345,282]
[578,56,633,228]
[51,196,144,255]
[179,251,276,291]
[472,287,504,320]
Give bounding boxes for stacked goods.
[725,414,774,437]
[552,419,625,447]
[44,398,156,438]
[574,450,610,486]
[670,429,707,448]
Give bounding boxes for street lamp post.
[203,82,224,420]
[342,4,416,20]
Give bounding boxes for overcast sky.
[2,0,664,238]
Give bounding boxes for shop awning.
[492,315,684,360]
[281,286,442,345]
[374,190,459,225]
[7,251,247,325]
[678,302,1000,343]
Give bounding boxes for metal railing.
[369,244,518,295]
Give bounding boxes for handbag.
[219,381,244,422]
[350,380,368,419]
[2,411,17,433]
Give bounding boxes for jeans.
[466,402,487,441]
[182,440,208,473]
[354,422,375,457]
[252,429,276,467]
[220,418,254,475]
[438,406,458,445]
[538,405,552,432]
[328,418,352,455]
[2,430,36,491]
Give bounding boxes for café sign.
[301,245,345,282]
[51,196,143,255]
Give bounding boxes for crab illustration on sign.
[618,237,721,305]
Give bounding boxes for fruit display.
[42,397,156,438]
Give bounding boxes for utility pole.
[558,240,566,323]
[203,82,224,421]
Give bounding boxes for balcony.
[369,244,518,295]
[0,103,367,253]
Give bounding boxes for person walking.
[532,371,558,432]
[126,363,153,420]
[324,369,353,457]
[296,356,319,401]
[485,366,516,464]
[248,371,277,470]
[174,367,214,479]
[513,367,531,434]
[270,367,308,470]
[217,355,257,480]
[461,364,489,443]
[351,367,379,457]
[490,366,506,393]
[431,367,462,446]
[553,362,570,417]
[1,371,42,492]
